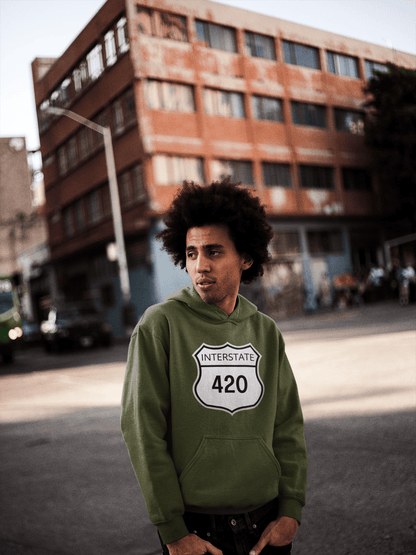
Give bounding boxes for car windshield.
[0,291,14,313]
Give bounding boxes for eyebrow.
[186,243,224,252]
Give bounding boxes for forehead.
[186,224,234,248]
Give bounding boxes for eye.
[210,250,221,256]
[187,251,196,259]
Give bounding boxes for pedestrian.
[121,180,307,555]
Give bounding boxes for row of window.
[136,5,388,79]
[146,79,365,133]
[51,88,135,177]
[153,155,372,192]
[39,6,389,134]
[272,229,344,256]
[38,15,129,133]
[61,164,145,238]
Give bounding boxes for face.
[186,224,253,315]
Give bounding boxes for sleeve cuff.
[277,498,304,524]
[158,515,189,545]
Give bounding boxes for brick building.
[31,0,416,333]
[0,137,49,321]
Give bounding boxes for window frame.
[334,108,365,135]
[195,20,237,53]
[282,40,320,70]
[245,31,276,60]
[327,51,359,78]
[204,88,245,118]
[299,165,334,189]
[291,101,326,128]
[212,159,254,186]
[252,95,283,122]
[262,163,292,188]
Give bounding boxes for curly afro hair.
[156,179,274,283]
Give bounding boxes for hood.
[166,285,257,325]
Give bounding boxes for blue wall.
[149,220,192,304]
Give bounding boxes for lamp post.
[44,106,134,330]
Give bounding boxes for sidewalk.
[0,300,415,555]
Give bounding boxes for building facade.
[31,0,416,333]
[0,137,49,321]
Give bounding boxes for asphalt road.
[0,300,415,555]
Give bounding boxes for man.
[121,181,307,555]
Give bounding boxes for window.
[136,7,188,42]
[132,164,146,200]
[72,68,82,92]
[101,186,112,217]
[88,190,102,224]
[334,108,365,135]
[104,30,117,66]
[73,61,89,93]
[60,78,71,105]
[74,200,85,232]
[146,80,195,112]
[196,20,237,53]
[262,163,292,188]
[252,96,283,122]
[342,168,372,191]
[307,230,343,254]
[245,32,276,60]
[153,155,205,185]
[117,17,129,54]
[67,137,78,169]
[78,127,94,160]
[291,102,326,128]
[327,52,359,78]
[272,231,301,255]
[94,110,108,148]
[136,7,153,34]
[299,166,334,189]
[365,60,388,80]
[204,89,245,118]
[119,172,132,205]
[63,207,74,238]
[159,12,187,41]
[282,40,320,69]
[124,88,136,124]
[212,160,254,186]
[112,99,124,134]
[57,146,68,175]
[87,44,104,80]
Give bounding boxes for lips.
[197,279,216,288]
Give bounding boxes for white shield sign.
[192,343,264,415]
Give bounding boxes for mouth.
[197,280,216,290]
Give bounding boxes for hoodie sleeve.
[121,320,189,545]
[272,332,308,524]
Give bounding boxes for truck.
[0,277,22,364]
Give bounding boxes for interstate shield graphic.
[192,343,264,415]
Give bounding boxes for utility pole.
[44,106,134,331]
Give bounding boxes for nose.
[196,252,211,273]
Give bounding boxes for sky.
[0,0,415,153]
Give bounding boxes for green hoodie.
[121,286,307,545]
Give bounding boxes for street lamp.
[44,106,134,331]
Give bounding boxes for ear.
[241,255,253,271]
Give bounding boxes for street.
[0,300,415,555]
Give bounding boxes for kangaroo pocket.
[179,436,281,510]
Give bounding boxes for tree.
[364,63,416,232]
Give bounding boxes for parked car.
[40,303,112,353]
[21,319,42,345]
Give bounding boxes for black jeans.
[160,499,292,555]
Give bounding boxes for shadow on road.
[1,406,415,555]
